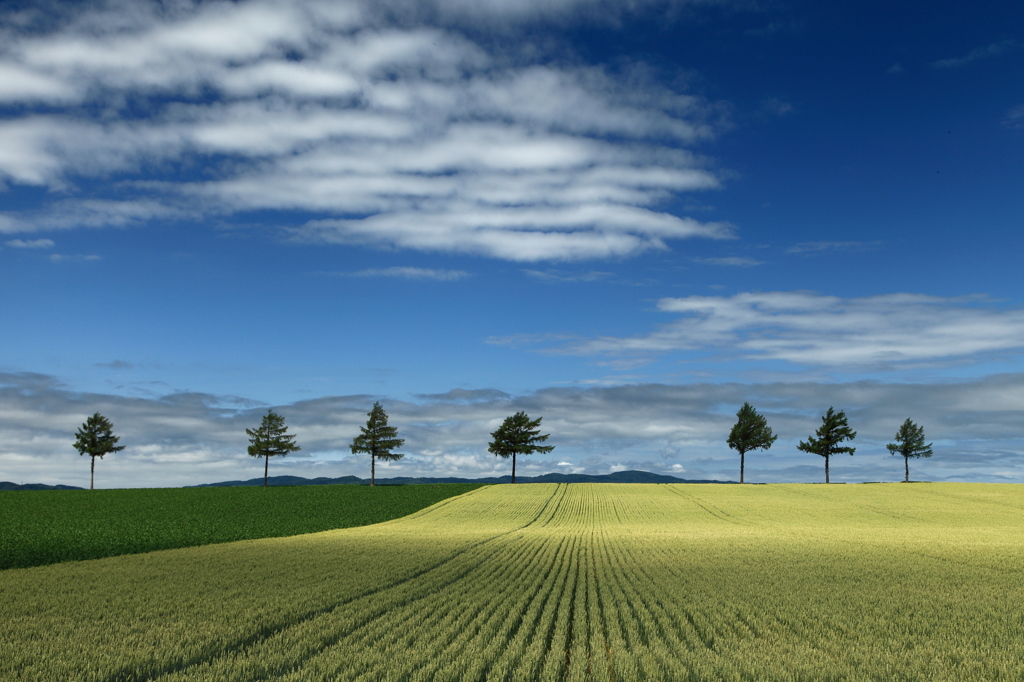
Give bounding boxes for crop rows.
[2,483,1024,679]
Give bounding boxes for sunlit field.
[0,483,483,569]
[2,483,1023,680]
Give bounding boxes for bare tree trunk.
[825,455,830,484]
[90,455,95,490]
[740,451,745,484]
[511,453,517,484]
[371,454,375,486]
[264,454,269,487]
[905,456,909,483]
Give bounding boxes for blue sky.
[2,0,1023,487]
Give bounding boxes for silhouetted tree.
[489,411,553,483]
[246,410,300,486]
[73,412,125,490]
[887,418,933,482]
[727,402,777,484]
[350,401,404,486]
[797,406,856,484]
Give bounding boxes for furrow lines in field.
[142,486,565,682]
[664,486,745,525]
[331,542,529,679]
[310,531,567,681]
[536,530,583,680]
[479,534,578,681]
[601,533,693,679]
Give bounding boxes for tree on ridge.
[886,418,933,482]
[488,411,553,483]
[73,412,125,490]
[246,410,301,487]
[797,406,856,484]
[727,402,777,484]
[350,401,404,486]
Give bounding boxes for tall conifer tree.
[727,402,777,484]
[797,406,856,484]
[886,418,933,482]
[350,402,404,486]
[73,412,125,490]
[488,411,554,483]
[246,410,301,486]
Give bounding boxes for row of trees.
[73,403,932,488]
[73,404,553,488]
[728,403,934,483]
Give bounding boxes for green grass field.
[0,483,483,570]
[2,482,1023,680]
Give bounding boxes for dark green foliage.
[727,402,777,484]
[887,418,933,482]
[350,401,405,486]
[488,411,554,483]
[246,410,301,487]
[73,412,126,490]
[797,406,857,484]
[0,483,483,570]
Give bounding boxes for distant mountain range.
[190,470,734,487]
[0,481,84,491]
[2,471,734,491]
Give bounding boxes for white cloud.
[786,240,882,254]
[563,291,1024,368]
[932,40,1017,69]
[0,0,731,261]
[1004,104,1024,130]
[522,269,612,283]
[5,238,54,248]
[0,62,75,102]
[345,266,470,280]
[49,253,101,262]
[695,256,762,267]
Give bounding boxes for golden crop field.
[2,482,1023,680]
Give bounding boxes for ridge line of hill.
[2,470,735,491]
[188,470,733,487]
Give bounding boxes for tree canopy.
[350,401,404,486]
[73,412,126,490]
[246,410,301,487]
[796,406,856,484]
[886,418,933,482]
[727,402,777,484]
[488,411,554,483]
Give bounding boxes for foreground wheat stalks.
[3,482,1023,680]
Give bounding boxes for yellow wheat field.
[2,482,1023,680]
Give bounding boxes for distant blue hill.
[0,481,84,491]
[190,470,734,487]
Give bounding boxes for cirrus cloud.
[0,0,733,260]
[563,291,1024,368]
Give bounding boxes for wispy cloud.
[761,98,793,116]
[343,267,470,281]
[786,240,882,254]
[0,0,734,261]
[49,253,100,263]
[694,256,762,267]
[932,40,1016,69]
[5,238,54,248]
[522,269,613,283]
[95,360,135,370]
[561,291,1024,368]
[1004,104,1024,130]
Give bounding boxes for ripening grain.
[2,483,1023,680]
